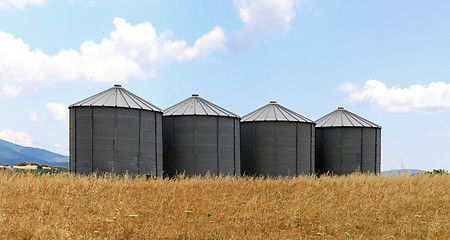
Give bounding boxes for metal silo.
[163,94,240,177]
[69,85,163,176]
[240,101,315,177]
[315,107,381,175]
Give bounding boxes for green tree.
[17,161,30,166]
[31,162,41,167]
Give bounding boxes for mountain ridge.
[0,139,69,167]
[381,169,427,176]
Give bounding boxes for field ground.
[12,165,52,170]
[0,165,68,174]
[0,173,448,239]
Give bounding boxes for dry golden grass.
[0,173,448,239]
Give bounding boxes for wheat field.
[0,172,448,239]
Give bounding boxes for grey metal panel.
[162,115,240,177]
[162,117,173,176]
[69,108,76,173]
[276,122,297,176]
[314,128,323,174]
[361,128,376,173]
[92,107,115,174]
[69,106,162,176]
[296,123,313,175]
[241,121,314,177]
[172,116,196,175]
[319,128,342,174]
[234,118,241,176]
[241,101,313,122]
[310,125,315,174]
[240,122,255,175]
[115,108,140,174]
[376,128,381,173]
[315,126,381,175]
[218,117,236,175]
[195,116,218,175]
[138,110,160,176]
[255,122,277,176]
[156,113,163,176]
[316,107,381,128]
[163,94,239,117]
[69,85,162,112]
[341,128,362,174]
[74,107,93,174]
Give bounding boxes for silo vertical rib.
[137,110,141,175]
[154,112,158,177]
[375,129,378,173]
[171,118,175,176]
[114,108,117,173]
[193,117,197,174]
[74,108,77,173]
[91,108,94,173]
[233,118,236,176]
[340,127,343,175]
[275,122,278,176]
[295,123,298,175]
[360,128,363,172]
[309,124,313,175]
[253,122,256,175]
[216,117,219,175]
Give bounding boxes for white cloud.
[234,0,301,37]
[429,131,450,137]
[0,83,20,96]
[339,80,450,113]
[0,129,33,147]
[0,0,45,10]
[336,82,358,92]
[168,26,227,61]
[28,111,38,122]
[46,102,67,120]
[29,111,38,122]
[0,18,226,93]
[229,0,309,51]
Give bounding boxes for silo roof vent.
[316,108,381,128]
[68,85,162,112]
[164,95,239,117]
[241,101,313,123]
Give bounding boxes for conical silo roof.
[316,107,381,128]
[163,94,239,117]
[69,85,162,112]
[241,101,313,122]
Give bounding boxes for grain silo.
[69,85,163,176]
[315,107,381,175]
[163,94,240,177]
[240,101,315,177]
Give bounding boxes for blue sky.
[0,0,449,171]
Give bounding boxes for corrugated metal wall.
[240,122,315,177]
[69,107,163,176]
[163,115,240,177]
[315,127,381,175]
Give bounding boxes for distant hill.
[381,169,427,176]
[0,139,69,167]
